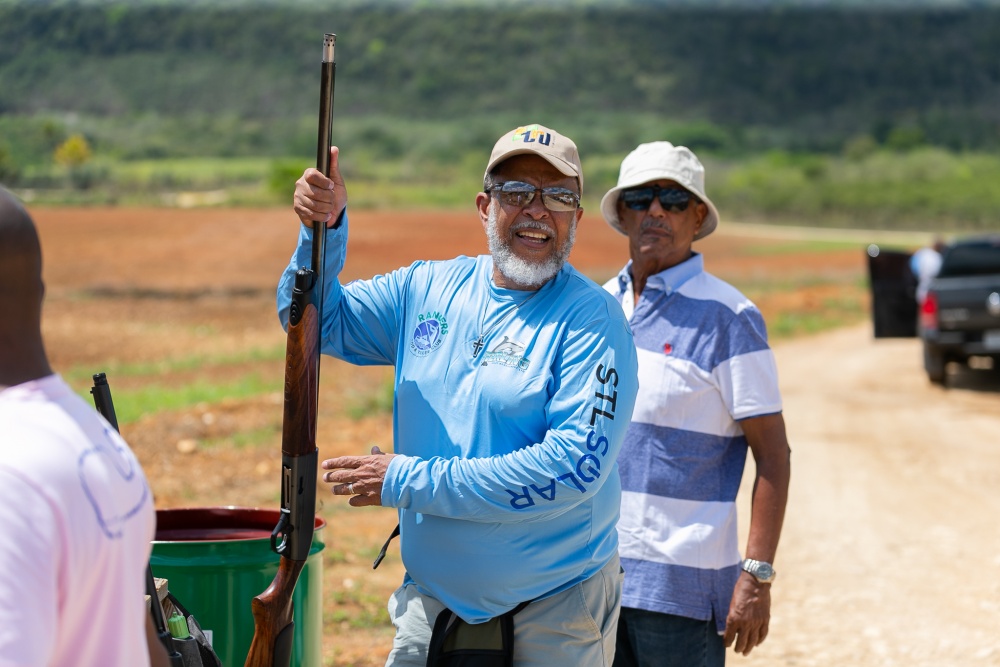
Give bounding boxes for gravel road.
[739,323,1000,666]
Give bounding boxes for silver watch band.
[741,558,776,583]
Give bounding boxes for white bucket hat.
[600,141,720,240]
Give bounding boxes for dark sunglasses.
[620,185,697,213]
[489,181,581,212]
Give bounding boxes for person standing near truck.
[911,237,947,304]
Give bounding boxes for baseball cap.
[600,141,720,240]
[484,124,583,192]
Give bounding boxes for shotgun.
[90,373,186,667]
[244,32,336,667]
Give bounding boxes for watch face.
[744,559,775,582]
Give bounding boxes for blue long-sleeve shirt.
[277,214,638,623]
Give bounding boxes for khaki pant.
[385,554,623,667]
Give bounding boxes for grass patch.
[730,268,870,341]
[345,378,395,420]
[740,239,861,256]
[64,345,285,384]
[74,373,279,424]
[110,157,270,190]
[768,295,869,340]
[713,148,1000,230]
[770,308,860,339]
[326,587,390,629]
[203,425,279,450]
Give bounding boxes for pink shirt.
[0,375,155,667]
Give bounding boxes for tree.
[54,134,92,168]
[0,145,18,184]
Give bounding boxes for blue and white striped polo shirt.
[604,252,782,632]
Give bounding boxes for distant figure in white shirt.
[0,187,168,667]
[911,237,948,304]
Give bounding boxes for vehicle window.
[938,241,1000,277]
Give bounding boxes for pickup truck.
[867,235,1000,386]
[918,235,1000,384]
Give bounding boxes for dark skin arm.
[322,446,397,508]
[723,411,791,656]
[293,146,346,229]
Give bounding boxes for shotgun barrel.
[244,33,336,667]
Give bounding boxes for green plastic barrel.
[151,507,325,667]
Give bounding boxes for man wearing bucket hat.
[600,143,790,666]
[281,124,638,666]
[0,187,166,666]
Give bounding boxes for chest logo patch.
[410,311,449,357]
[481,336,530,371]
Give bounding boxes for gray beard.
[486,203,576,289]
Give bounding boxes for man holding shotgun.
[279,124,638,666]
[0,187,166,666]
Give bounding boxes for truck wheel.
[924,348,946,386]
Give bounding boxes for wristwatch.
[741,558,776,584]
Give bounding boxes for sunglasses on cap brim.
[620,185,698,213]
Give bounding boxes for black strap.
[509,600,531,616]
[373,523,401,569]
[426,601,532,667]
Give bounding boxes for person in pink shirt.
[0,187,167,667]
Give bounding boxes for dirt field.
[30,205,1000,666]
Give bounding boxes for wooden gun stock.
[244,33,335,667]
[246,558,306,667]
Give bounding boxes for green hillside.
[4,4,1000,149]
[1,2,999,228]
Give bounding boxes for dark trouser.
[613,606,725,667]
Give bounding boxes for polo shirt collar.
[615,252,704,295]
